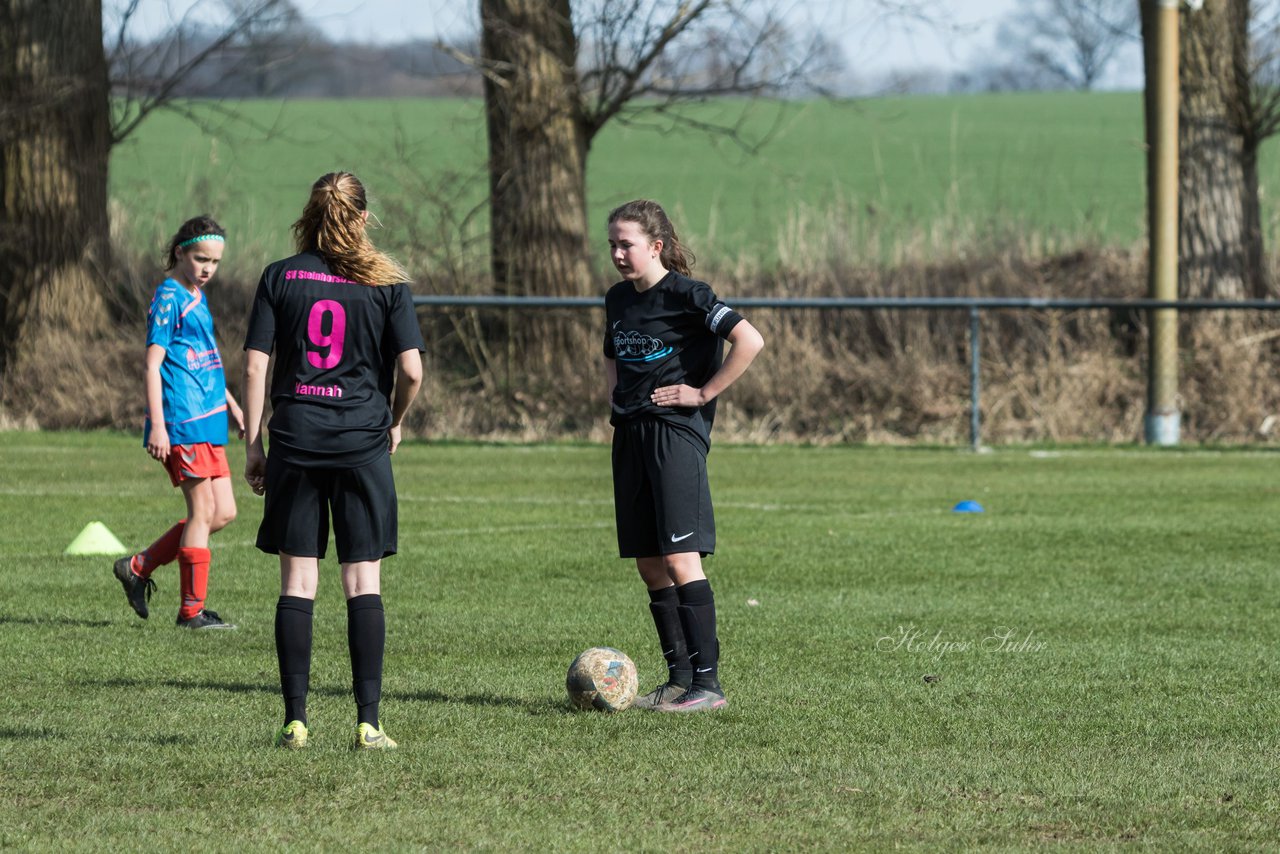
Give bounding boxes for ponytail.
[291,172,408,285]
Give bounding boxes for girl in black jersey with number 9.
[243,172,425,750]
[604,199,764,712]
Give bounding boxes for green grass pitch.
[1,431,1276,848]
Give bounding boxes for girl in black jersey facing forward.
[243,172,425,750]
[604,200,764,712]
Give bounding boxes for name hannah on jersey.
[295,382,344,398]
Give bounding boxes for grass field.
[108,93,1157,274]
[1,431,1277,848]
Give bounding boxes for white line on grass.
[1023,448,1280,459]
[406,521,615,538]
[0,486,155,497]
[217,521,614,549]
[398,494,611,507]
[398,493,831,512]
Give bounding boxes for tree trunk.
[0,0,113,389]
[1241,138,1270,297]
[1140,0,1158,262]
[480,0,592,297]
[1178,0,1250,299]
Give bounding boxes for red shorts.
[164,443,230,487]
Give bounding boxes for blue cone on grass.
[952,500,984,513]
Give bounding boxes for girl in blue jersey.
[112,216,244,630]
[244,172,424,750]
[604,199,764,712]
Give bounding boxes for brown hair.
[291,172,408,285]
[607,199,695,276]
[165,215,225,269]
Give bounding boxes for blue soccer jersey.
[144,278,228,446]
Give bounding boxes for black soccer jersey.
[603,271,743,448]
[244,251,425,468]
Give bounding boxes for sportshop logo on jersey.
[612,325,674,362]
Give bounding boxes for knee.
[188,503,216,527]
[638,568,666,588]
[663,553,704,585]
[211,507,237,532]
[636,560,667,588]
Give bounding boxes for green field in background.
[1,432,1276,848]
[109,93,1157,277]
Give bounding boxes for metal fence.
[412,294,1280,449]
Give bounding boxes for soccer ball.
[565,647,639,712]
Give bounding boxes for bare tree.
[1240,0,1280,294]
[108,0,298,138]
[949,61,1067,93]
[1,0,114,390]
[1167,0,1253,299]
[1141,0,1279,298]
[998,0,1138,90]
[0,0,287,415]
[477,0,849,297]
[217,0,317,96]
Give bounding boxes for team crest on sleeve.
[707,303,733,333]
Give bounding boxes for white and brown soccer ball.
[565,647,639,712]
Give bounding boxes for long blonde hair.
[291,172,408,285]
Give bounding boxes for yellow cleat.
[354,722,397,750]
[274,720,309,749]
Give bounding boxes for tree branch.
[108,0,289,144]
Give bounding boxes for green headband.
[177,234,225,248]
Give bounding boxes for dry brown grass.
[4,237,1280,446]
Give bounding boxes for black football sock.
[275,596,314,726]
[676,579,721,692]
[648,585,692,689]
[347,594,385,728]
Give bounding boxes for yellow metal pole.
[1146,0,1180,445]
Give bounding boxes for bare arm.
[144,344,170,461]
[605,357,617,401]
[389,349,424,454]
[225,387,245,439]
[651,320,765,408]
[242,348,270,495]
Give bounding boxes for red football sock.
[136,520,186,578]
[177,546,210,620]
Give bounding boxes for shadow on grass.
[0,725,58,740]
[0,614,113,628]
[0,724,191,747]
[108,731,194,746]
[0,723,195,747]
[91,678,565,715]
[393,688,568,716]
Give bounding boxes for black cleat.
[656,686,728,713]
[113,555,156,620]
[176,608,237,630]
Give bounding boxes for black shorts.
[612,419,715,559]
[256,453,398,563]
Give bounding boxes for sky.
[122,0,1144,90]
